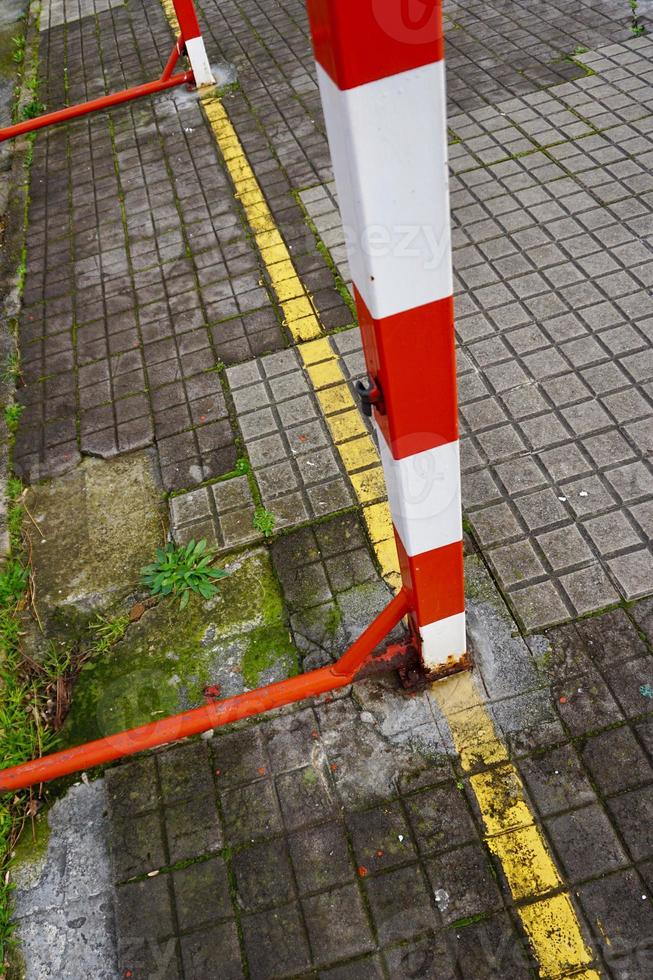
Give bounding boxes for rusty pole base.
[398,620,473,689]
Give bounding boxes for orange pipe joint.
[0,589,412,793]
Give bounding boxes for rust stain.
[425,651,473,682]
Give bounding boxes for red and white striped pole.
[171,0,215,87]
[307,1,466,676]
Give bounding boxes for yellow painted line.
[161,0,321,343]
[297,338,401,589]
[433,673,600,979]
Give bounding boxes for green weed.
[21,97,44,121]
[253,507,275,538]
[88,613,130,654]
[142,539,229,609]
[4,404,23,432]
[11,36,25,66]
[1,351,20,385]
[630,0,646,34]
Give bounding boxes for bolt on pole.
[307,0,467,676]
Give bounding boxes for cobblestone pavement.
[15,0,653,625]
[9,0,653,977]
[102,592,653,980]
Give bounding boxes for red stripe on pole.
[171,0,202,40]
[306,0,444,90]
[395,532,464,628]
[356,287,458,459]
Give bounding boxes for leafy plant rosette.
[141,539,228,609]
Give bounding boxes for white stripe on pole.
[185,36,215,87]
[316,61,452,320]
[377,428,462,557]
[420,613,467,663]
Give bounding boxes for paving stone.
[302,884,375,964]
[559,562,620,615]
[115,876,175,943]
[118,936,182,980]
[233,837,295,911]
[288,822,355,895]
[172,858,233,932]
[180,922,244,980]
[242,903,311,980]
[211,727,269,787]
[319,955,385,980]
[509,581,571,631]
[578,869,653,959]
[581,727,653,794]
[220,780,283,845]
[264,708,321,772]
[555,666,624,736]
[276,766,338,830]
[425,843,503,923]
[607,786,653,861]
[163,795,223,864]
[404,784,478,856]
[546,803,628,880]
[600,657,653,717]
[157,742,215,804]
[105,756,159,817]
[610,549,653,599]
[347,802,416,873]
[109,810,167,881]
[519,745,596,816]
[382,933,457,980]
[364,864,438,944]
[450,913,533,978]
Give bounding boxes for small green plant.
[1,351,20,385]
[89,613,130,654]
[235,457,250,475]
[4,404,23,431]
[629,0,646,34]
[41,640,74,679]
[21,97,44,121]
[0,560,28,611]
[12,36,25,65]
[142,539,228,609]
[253,507,275,538]
[6,477,22,501]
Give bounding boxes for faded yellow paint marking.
[297,339,400,587]
[433,673,598,978]
[160,0,321,343]
[327,409,368,444]
[202,96,321,342]
[338,435,379,472]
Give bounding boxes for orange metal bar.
[0,71,193,144]
[161,39,183,81]
[0,589,410,793]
